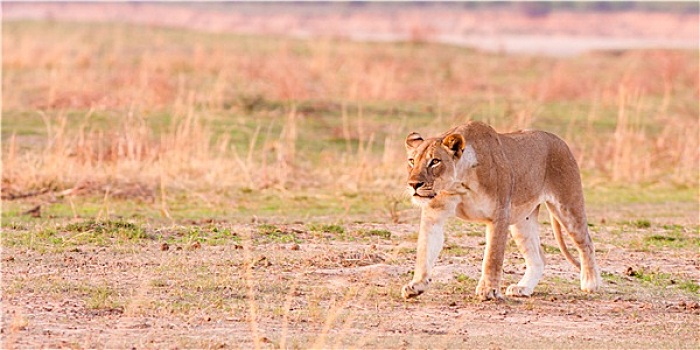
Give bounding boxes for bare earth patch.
[3,222,698,349]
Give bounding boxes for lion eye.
[430,159,441,167]
[408,158,415,167]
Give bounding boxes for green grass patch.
[601,271,622,284]
[155,225,241,247]
[542,244,560,254]
[58,219,148,246]
[256,224,299,243]
[3,219,149,249]
[85,285,122,310]
[630,219,651,229]
[646,235,677,243]
[584,185,697,206]
[444,244,470,256]
[307,223,345,234]
[64,220,146,238]
[677,280,700,294]
[641,230,698,250]
[356,228,392,239]
[257,224,283,235]
[454,273,476,284]
[628,268,698,294]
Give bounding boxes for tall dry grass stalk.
[2,23,698,200]
[4,102,324,198]
[610,85,649,182]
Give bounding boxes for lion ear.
[405,132,424,150]
[442,133,466,158]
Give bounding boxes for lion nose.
[409,181,425,190]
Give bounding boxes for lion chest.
[455,188,496,222]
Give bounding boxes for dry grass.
[2,21,698,202]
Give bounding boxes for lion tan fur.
[401,121,601,301]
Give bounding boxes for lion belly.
[455,189,543,224]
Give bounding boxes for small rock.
[625,267,637,277]
[160,243,169,251]
[289,243,300,251]
[190,242,201,250]
[256,256,271,267]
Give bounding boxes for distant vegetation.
[180,1,700,16]
[458,1,700,14]
[2,20,697,220]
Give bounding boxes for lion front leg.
[401,204,452,299]
[476,221,509,301]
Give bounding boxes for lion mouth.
[413,193,436,199]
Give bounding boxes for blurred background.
[2,2,699,224]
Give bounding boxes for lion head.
[404,131,466,206]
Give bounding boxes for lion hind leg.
[545,201,601,293]
[506,206,545,297]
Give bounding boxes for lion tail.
[550,214,581,272]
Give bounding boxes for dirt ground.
[3,221,698,349]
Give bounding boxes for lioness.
[401,121,601,301]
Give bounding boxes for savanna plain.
[2,20,699,349]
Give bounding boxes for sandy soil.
[3,222,698,349]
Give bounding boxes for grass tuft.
[678,280,700,294]
[308,224,345,234]
[362,229,392,239]
[62,219,148,241]
[257,224,298,243]
[630,219,652,229]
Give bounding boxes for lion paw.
[580,270,602,293]
[476,283,503,301]
[505,284,533,297]
[401,283,426,299]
